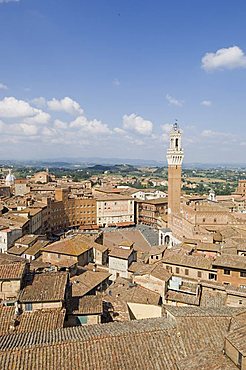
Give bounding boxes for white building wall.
[96,199,134,226]
[0,229,22,253]
[109,256,129,280]
[127,302,162,320]
[30,212,42,233]
[133,274,166,301]
[131,190,167,201]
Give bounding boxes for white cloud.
[0,121,39,137]
[166,94,183,107]
[113,127,126,135]
[201,46,246,71]
[31,97,46,108]
[122,113,153,136]
[42,127,57,137]
[0,83,8,90]
[0,97,41,118]
[201,129,235,139]
[19,123,38,136]
[70,116,111,135]
[129,138,144,146]
[201,100,212,107]
[47,97,83,116]
[25,110,50,125]
[161,123,172,142]
[162,123,172,133]
[54,119,68,129]
[0,97,50,126]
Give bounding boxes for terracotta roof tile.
[226,324,246,355]
[213,255,246,270]
[71,296,103,315]
[0,262,26,280]
[19,272,68,302]
[177,350,237,370]
[43,235,93,256]
[71,271,111,297]
[109,246,134,260]
[163,251,213,270]
[0,312,237,370]
[106,277,161,306]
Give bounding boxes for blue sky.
[0,0,246,163]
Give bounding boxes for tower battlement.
[166,123,184,166]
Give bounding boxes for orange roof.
[42,235,94,256]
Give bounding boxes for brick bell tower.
[166,122,184,227]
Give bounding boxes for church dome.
[5,169,15,186]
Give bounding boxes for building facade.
[96,195,134,227]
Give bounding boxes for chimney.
[9,318,19,332]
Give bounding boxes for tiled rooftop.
[7,245,29,256]
[0,262,26,280]
[103,229,151,253]
[71,296,103,315]
[19,272,68,303]
[0,312,239,370]
[43,235,93,256]
[15,235,39,246]
[177,350,237,370]
[213,254,246,270]
[106,277,161,305]
[109,246,134,260]
[226,324,246,355]
[167,290,200,305]
[164,306,244,318]
[24,240,50,256]
[71,271,111,297]
[0,306,65,336]
[163,251,213,270]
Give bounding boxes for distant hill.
[0,157,245,170]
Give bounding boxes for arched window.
[164,235,170,244]
[175,138,179,148]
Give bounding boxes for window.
[185,269,189,276]
[203,218,205,223]
[240,271,246,278]
[197,271,202,278]
[78,315,88,325]
[209,273,217,280]
[224,269,230,275]
[239,300,243,305]
[57,254,61,259]
[176,267,180,274]
[166,265,172,273]
[25,303,32,312]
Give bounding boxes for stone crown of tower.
[166,122,184,166]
